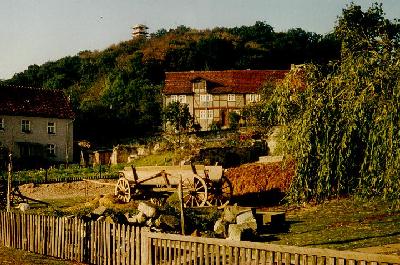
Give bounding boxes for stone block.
[138,201,157,218]
[256,211,285,226]
[236,210,256,224]
[227,224,243,241]
[92,206,107,216]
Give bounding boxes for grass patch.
[271,197,400,250]
[131,151,175,166]
[1,164,119,184]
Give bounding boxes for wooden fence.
[141,231,400,265]
[0,211,143,264]
[1,211,400,265]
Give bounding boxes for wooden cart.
[115,165,232,208]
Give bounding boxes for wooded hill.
[1,22,340,144]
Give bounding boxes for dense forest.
[1,22,340,144]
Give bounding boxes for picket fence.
[1,211,400,265]
[142,231,400,265]
[0,211,142,264]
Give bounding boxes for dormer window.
[47,122,56,134]
[21,120,31,133]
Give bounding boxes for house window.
[21,120,31,133]
[0,118,4,130]
[207,110,213,119]
[170,95,178,102]
[47,122,56,134]
[200,94,213,102]
[200,110,207,119]
[178,95,186,104]
[228,94,236,102]
[248,94,260,103]
[47,144,56,156]
[200,110,213,119]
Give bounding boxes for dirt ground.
[19,179,116,200]
[0,245,84,265]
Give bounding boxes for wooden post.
[178,175,185,235]
[6,153,12,212]
[99,160,102,179]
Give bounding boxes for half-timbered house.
[163,70,288,130]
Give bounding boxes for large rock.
[236,210,257,232]
[136,212,147,224]
[236,210,256,224]
[17,203,30,212]
[223,205,240,223]
[214,218,226,235]
[127,215,138,224]
[92,206,107,216]
[227,224,242,241]
[138,202,157,218]
[158,214,179,230]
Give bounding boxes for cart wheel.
[206,176,232,208]
[115,177,131,203]
[181,175,208,208]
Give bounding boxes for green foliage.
[163,102,192,132]
[210,121,222,132]
[2,22,341,145]
[0,164,118,184]
[273,3,400,203]
[228,112,241,130]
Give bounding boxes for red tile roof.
[0,85,75,119]
[163,70,289,95]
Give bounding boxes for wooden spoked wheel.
[206,176,233,208]
[115,177,131,203]
[181,175,208,207]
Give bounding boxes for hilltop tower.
[132,24,148,38]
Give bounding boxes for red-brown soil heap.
[225,160,295,196]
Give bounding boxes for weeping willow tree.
[274,3,400,203]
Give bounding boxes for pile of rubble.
[214,205,286,241]
[90,201,179,232]
[214,205,258,240]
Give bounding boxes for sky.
[1,0,399,80]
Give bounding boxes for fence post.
[6,153,12,212]
[178,175,185,235]
[141,227,150,265]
